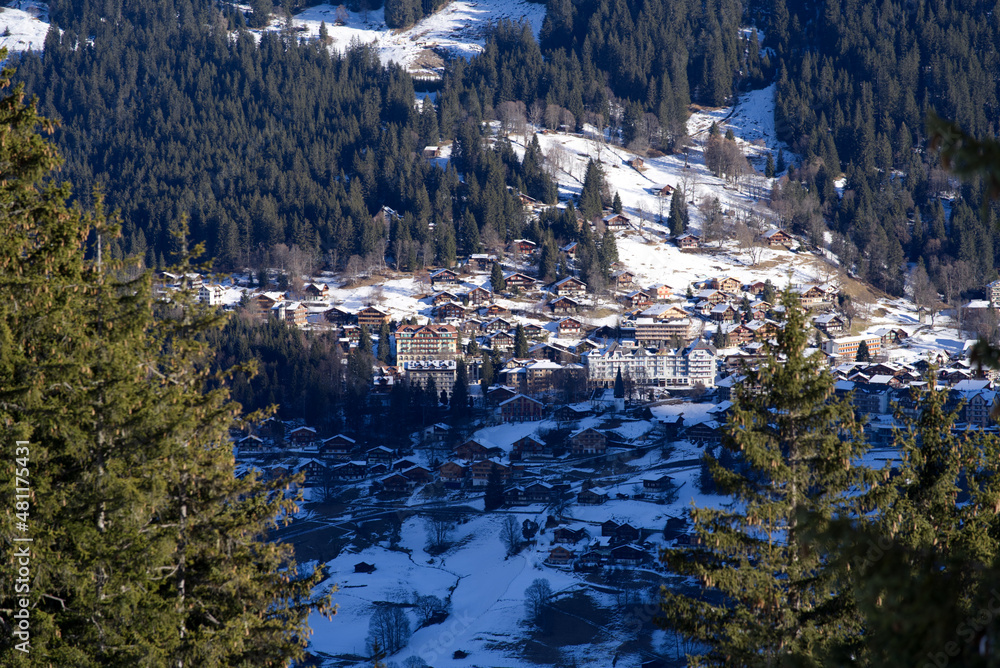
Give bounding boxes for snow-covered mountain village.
[6,0,1000,665]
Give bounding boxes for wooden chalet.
[554,526,589,544]
[612,523,641,544]
[470,460,510,486]
[761,228,793,246]
[612,270,636,290]
[452,439,492,461]
[332,461,366,480]
[402,465,434,484]
[514,239,538,255]
[643,474,674,492]
[550,296,581,315]
[603,213,631,230]
[569,428,607,456]
[552,276,587,298]
[625,290,654,309]
[546,546,576,566]
[319,434,358,460]
[710,276,742,293]
[354,561,376,573]
[557,317,584,337]
[610,544,647,566]
[626,156,645,170]
[674,232,701,249]
[357,305,390,327]
[601,520,620,537]
[429,268,460,289]
[431,290,461,306]
[434,301,466,320]
[499,394,544,422]
[288,426,317,444]
[465,286,492,305]
[577,486,609,505]
[325,305,355,326]
[381,472,412,493]
[510,435,548,460]
[561,241,579,260]
[504,272,537,291]
[438,461,468,487]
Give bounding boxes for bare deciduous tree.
[366,605,412,655]
[500,515,521,556]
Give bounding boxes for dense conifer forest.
[10,0,1000,304]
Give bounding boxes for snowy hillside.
[262,0,547,77]
[0,0,50,56]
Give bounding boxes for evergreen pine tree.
[579,159,605,221]
[600,228,619,274]
[480,353,495,393]
[612,191,623,214]
[378,320,392,364]
[451,360,470,418]
[0,67,333,664]
[856,338,870,362]
[484,464,505,510]
[659,290,872,665]
[490,261,506,293]
[765,152,776,178]
[776,148,787,173]
[359,323,373,356]
[514,323,529,358]
[668,190,688,236]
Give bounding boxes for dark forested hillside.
[8,0,515,272]
[14,0,1000,304]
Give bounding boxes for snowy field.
[0,0,50,56]
[257,0,547,77]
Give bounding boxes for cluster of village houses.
[191,215,1000,572]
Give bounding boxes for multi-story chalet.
[302,282,330,301]
[288,426,317,444]
[675,232,701,249]
[504,272,537,291]
[403,359,458,394]
[465,286,492,305]
[438,461,468,487]
[552,276,587,298]
[524,323,548,340]
[989,279,1000,308]
[433,301,466,320]
[357,305,390,328]
[452,439,493,461]
[514,239,538,255]
[325,305,355,326]
[395,324,460,364]
[550,296,581,315]
[510,435,549,460]
[431,291,461,306]
[319,434,358,461]
[585,340,717,389]
[710,303,739,323]
[560,241,579,260]
[557,317,584,337]
[694,289,727,305]
[634,318,694,347]
[761,228,793,246]
[569,427,607,455]
[603,213,631,230]
[709,276,742,293]
[813,313,846,335]
[198,284,225,306]
[468,254,498,272]
[723,323,754,346]
[797,285,829,306]
[499,394,544,422]
[271,301,308,328]
[625,290,654,309]
[486,330,515,352]
[822,335,883,361]
[429,268,460,289]
[470,459,511,486]
[649,284,673,301]
[482,317,513,334]
[612,270,636,290]
[577,486,609,505]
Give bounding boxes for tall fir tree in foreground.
[813,379,1000,667]
[658,290,873,665]
[0,55,333,666]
